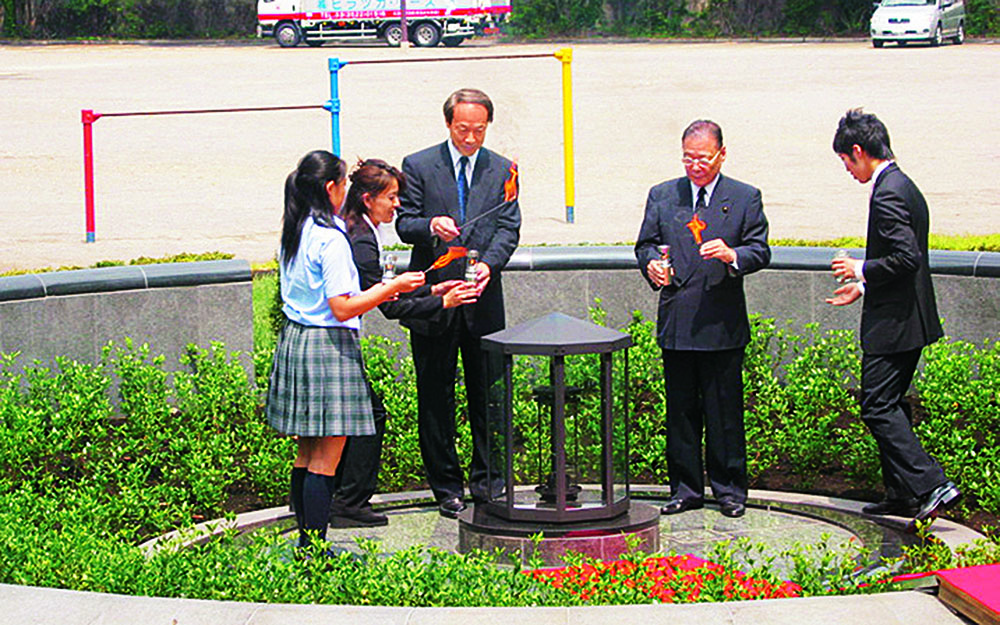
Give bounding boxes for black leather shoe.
[862,498,919,517]
[472,492,506,505]
[438,496,467,519]
[330,503,388,528]
[470,479,506,504]
[914,481,962,523]
[719,500,745,518]
[660,498,704,515]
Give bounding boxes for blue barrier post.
[325,58,347,156]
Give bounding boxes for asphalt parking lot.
[1,39,997,271]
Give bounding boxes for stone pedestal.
[458,501,660,566]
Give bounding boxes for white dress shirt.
[857,160,894,293]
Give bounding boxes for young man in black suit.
[396,88,521,518]
[828,109,960,527]
[635,120,771,519]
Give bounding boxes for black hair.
[280,150,347,267]
[682,120,723,149]
[833,108,894,160]
[443,88,494,123]
[341,158,406,231]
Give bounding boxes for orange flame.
[503,161,519,203]
[686,213,707,245]
[427,246,467,271]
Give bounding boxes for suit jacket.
[347,218,442,321]
[396,141,521,337]
[634,174,771,351]
[859,163,943,355]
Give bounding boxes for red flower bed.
[527,554,802,603]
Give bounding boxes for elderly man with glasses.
[635,119,771,519]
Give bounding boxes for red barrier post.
[81,109,101,243]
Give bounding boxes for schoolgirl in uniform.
[266,150,424,551]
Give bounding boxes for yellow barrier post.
[554,47,575,223]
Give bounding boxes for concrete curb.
[0,582,968,625]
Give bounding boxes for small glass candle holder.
[465,249,479,283]
[833,249,850,284]
[657,244,673,285]
[381,253,398,284]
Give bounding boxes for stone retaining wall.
[365,246,1000,347]
[0,260,252,372]
[0,249,995,375]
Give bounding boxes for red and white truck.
[257,0,512,48]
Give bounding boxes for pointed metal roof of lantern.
[481,312,632,355]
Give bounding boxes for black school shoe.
[329,502,389,528]
[861,498,919,517]
[719,499,746,518]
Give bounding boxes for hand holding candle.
[384,271,426,302]
[831,250,862,283]
[699,238,737,264]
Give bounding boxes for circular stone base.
[458,502,661,566]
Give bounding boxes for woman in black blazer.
[330,159,478,527]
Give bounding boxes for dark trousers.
[861,348,946,500]
[411,315,500,502]
[332,380,387,510]
[663,347,747,504]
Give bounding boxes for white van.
[870,0,965,47]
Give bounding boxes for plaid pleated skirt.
[266,320,375,437]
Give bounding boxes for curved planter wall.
[0,260,252,372]
[0,249,996,374]
[367,246,1000,348]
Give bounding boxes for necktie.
[696,186,707,212]
[457,156,469,224]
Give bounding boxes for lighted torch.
[427,246,468,271]
[458,161,518,231]
[686,212,707,245]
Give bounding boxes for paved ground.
[1,39,998,272]
[322,497,858,579]
[17,488,978,625]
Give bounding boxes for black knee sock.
[290,467,307,533]
[301,471,335,548]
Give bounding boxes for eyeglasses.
[681,150,722,168]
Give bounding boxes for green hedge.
[510,0,1000,38]
[0,303,998,602]
[4,0,998,39]
[0,292,998,601]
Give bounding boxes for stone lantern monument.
[457,313,660,565]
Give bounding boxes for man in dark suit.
[635,120,770,519]
[828,109,960,526]
[396,88,521,518]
